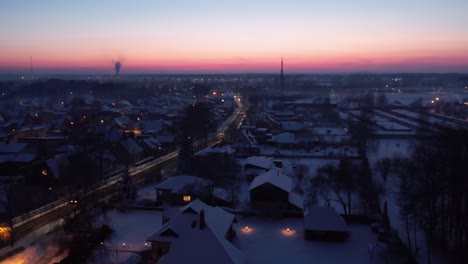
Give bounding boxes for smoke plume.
[113,60,122,75]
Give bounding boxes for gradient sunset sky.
[1,0,468,74]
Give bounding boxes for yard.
[90,209,163,264]
[234,216,385,264]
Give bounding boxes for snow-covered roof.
[148,107,168,115]
[118,100,132,107]
[240,129,258,145]
[114,117,131,128]
[272,110,295,117]
[0,142,28,154]
[245,156,273,170]
[268,132,295,144]
[0,153,36,163]
[181,199,235,239]
[197,146,235,156]
[313,127,348,135]
[155,175,209,193]
[121,138,144,155]
[46,154,71,178]
[281,121,305,131]
[304,207,347,232]
[249,169,292,193]
[213,188,232,202]
[141,119,165,133]
[56,144,80,153]
[101,105,120,113]
[155,135,175,143]
[156,215,244,264]
[141,137,160,150]
[148,200,244,264]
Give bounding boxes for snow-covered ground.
[234,216,384,264]
[367,138,414,165]
[136,182,159,200]
[93,209,163,252]
[367,138,442,263]
[89,209,163,264]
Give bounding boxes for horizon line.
[1,71,468,77]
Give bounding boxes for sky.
[1,0,468,74]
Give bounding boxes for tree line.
[384,128,468,263]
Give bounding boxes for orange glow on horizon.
[1,49,468,73]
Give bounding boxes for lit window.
[183,196,191,202]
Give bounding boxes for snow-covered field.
[234,217,382,264]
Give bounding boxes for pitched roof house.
[249,169,303,213]
[147,199,244,263]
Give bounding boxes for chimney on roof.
[199,210,206,229]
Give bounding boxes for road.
[6,95,247,246]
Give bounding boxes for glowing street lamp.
[281,227,295,236]
[241,226,253,234]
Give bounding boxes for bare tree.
[394,129,468,263]
[375,157,392,182]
